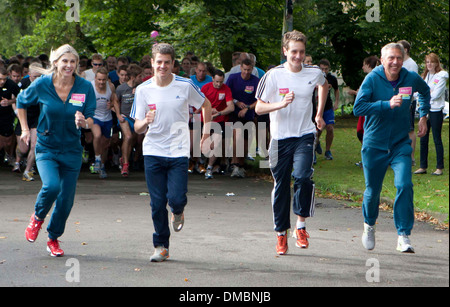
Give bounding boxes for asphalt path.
[0,165,448,289]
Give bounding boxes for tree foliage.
[158,0,284,71]
[2,0,448,90]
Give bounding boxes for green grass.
[250,116,449,225]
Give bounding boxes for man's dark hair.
[241,58,254,67]
[318,59,330,67]
[213,69,225,78]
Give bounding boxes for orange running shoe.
[294,228,310,248]
[276,233,288,255]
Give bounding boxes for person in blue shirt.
[17,44,96,257]
[190,62,212,89]
[354,42,431,253]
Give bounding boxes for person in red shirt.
[201,69,235,179]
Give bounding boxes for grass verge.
[249,116,449,228]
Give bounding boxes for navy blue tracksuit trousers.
[269,133,316,232]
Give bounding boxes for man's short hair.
[381,43,405,60]
[7,63,22,74]
[95,67,109,76]
[117,56,129,65]
[196,62,207,69]
[397,40,411,55]
[318,59,330,67]
[127,63,143,78]
[241,58,254,67]
[140,62,152,69]
[117,64,129,73]
[91,53,103,61]
[213,69,225,78]
[152,43,176,61]
[282,30,307,50]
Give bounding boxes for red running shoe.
[294,228,310,249]
[276,233,288,255]
[25,214,44,242]
[121,163,129,177]
[47,239,64,257]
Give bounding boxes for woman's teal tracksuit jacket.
[17,74,96,240]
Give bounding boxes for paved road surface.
[0,165,448,289]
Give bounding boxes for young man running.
[131,43,212,262]
[255,30,328,255]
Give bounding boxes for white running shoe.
[397,235,415,253]
[231,166,240,178]
[22,171,35,181]
[205,168,214,179]
[150,246,169,262]
[362,223,376,250]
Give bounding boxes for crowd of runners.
[2,31,447,261]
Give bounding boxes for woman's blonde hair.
[37,44,80,76]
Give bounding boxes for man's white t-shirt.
[84,69,96,82]
[130,74,205,158]
[256,64,326,140]
[403,57,419,74]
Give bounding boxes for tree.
[302,0,449,91]
[80,0,177,59]
[4,0,449,87]
[158,0,284,71]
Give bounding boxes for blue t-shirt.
[226,72,260,121]
[109,70,119,83]
[190,75,212,90]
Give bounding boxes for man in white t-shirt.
[255,30,328,255]
[131,43,212,262]
[81,53,104,82]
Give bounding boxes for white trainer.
[231,166,240,178]
[362,223,376,250]
[150,246,169,262]
[397,235,415,253]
